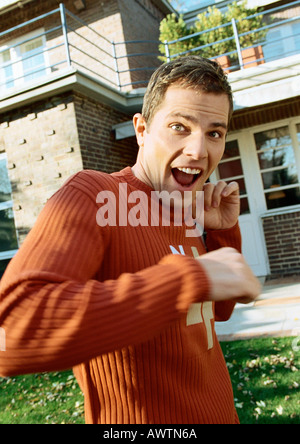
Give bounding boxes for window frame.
[0,28,50,92]
[0,152,19,261]
[253,119,300,213]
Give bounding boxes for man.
[0,56,260,424]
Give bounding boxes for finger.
[221,181,240,198]
[211,181,228,208]
[203,183,215,211]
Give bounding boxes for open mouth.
[171,167,202,188]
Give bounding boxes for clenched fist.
[197,247,261,304]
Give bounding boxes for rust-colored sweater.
[0,167,241,424]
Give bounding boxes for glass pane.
[0,208,18,252]
[21,37,46,82]
[257,145,296,171]
[0,49,14,89]
[292,21,300,54]
[0,157,13,203]
[235,178,247,196]
[261,165,298,190]
[263,29,284,62]
[219,139,250,214]
[219,159,243,179]
[223,140,240,160]
[255,126,300,210]
[240,197,250,215]
[255,126,290,151]
[0,258,11,279]
[297,124,300,144]
[266,186,300,211]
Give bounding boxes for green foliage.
[159,13,196,61]
[221,337,300,424]
[0,338,298,424]
[0,370,84,424]
[159,1,267,62]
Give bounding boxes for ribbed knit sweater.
[0,167,241,424]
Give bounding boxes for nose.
[182,134,208,160]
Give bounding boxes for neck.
[131,162,153,190]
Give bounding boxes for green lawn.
[0,337,299,424]
[220,337,299,424]
[0,371,85,424]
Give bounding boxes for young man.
[0,56,260,424]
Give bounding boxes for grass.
[0,337,299,424]
[0,371,85,424]
[220,337,299,424]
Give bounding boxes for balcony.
[163,1,300,72]
[0,1,299,105]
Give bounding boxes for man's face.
[133,86,230,196]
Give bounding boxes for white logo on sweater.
[169,244,214,350]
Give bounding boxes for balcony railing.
[164,0,300,73]
[0,1,300,96]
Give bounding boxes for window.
[0,153,18,273]
[216,139,250,215]
[254,126,300,210]
[20,37,47,82]
[0,49,14,89]
[263,20,300,62]
[297,123,300,145]
[0,30,48,93]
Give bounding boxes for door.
[210,136,269,277]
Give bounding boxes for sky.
[170,0,205,12]
[170,0,227,12]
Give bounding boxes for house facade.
[0,0,174,277]
[199,0,300,279]
[0,0,300,280]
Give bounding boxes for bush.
[159,1,266,62]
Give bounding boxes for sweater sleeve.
[0,181,210,377]
[205,223,242,322]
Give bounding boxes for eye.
[209,131,222,139]
[170,123,186,132]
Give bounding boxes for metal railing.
[163,0,300,72]
[0,1,300,95]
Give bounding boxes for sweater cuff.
[205,222,242,253]
[159,254,212,309]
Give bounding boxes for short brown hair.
[142,55,233,127]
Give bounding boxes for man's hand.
[197,247,262,304]
[203,181,240,230]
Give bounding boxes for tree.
[159,1,266,62]
[159,13,198,61]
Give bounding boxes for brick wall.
[74,92,138,172]
[118,0,164,89]
[1,93,83,243]
[263,211,300,278]
[0,0,165,91]
[1,91,138,244]
[230,97,300,132]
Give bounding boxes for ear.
[133,113,147,148]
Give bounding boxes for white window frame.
[264,19,300,62]
[234,118,300,217]
[0,28,50,93]
[212,139,250,215]
[0,152,18,260]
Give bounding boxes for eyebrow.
[168,112,228,131]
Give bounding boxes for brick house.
[0,0,174,276]
[182,0,300,279]
[0,0,300,280]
